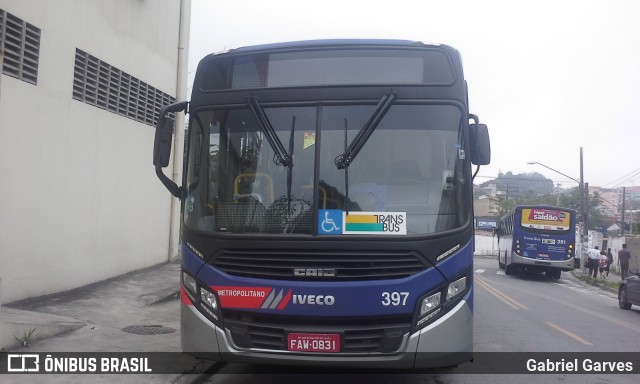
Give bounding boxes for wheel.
[545,270,553,280]
[505,264,512,275]
[619,287,632,310]
[499,250,507,270]
[554,269,561,280]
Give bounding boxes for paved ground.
[1,261,212,383]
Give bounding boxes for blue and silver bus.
[497,205,577,279]
[153,40,490,368]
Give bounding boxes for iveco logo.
[293,268,336,277]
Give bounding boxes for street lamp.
[526,161,580,184]
[526,161,583,215]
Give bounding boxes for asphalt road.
[473,257,640,353]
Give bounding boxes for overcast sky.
[187,0,640,189]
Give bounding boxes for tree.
[558,188,606,230]
[557,187,582,212]
[631,212,640,235]
[586,191,606,230]
[496,195,515,218]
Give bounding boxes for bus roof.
[189,39,464,106]
[227,39,441,54]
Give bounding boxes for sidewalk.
[1,262,207,383]
[569,267,621,294]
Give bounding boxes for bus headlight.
[447,277,467,301]
[182,272,197,295]
[417,292,442,326]
[415,273,470,329]
[200,287,220,321]
[420,292,441,316]
[181,272,197,304]
[182,269,222,324]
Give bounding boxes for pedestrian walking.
[618,244,631,280]
[587,246,600,278]
[606,248,614,277]
[598,250,608,279]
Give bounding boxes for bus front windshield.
[184,104,469,236]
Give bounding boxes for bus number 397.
[381,291,409,306]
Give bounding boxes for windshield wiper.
[247,96,296,210]
[334,90,397,169]
[247,96,292,167]
[286,116,295,210]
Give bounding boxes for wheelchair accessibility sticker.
[319,210,343,234]
[319,210,406,235]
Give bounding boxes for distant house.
[474,195,500,218]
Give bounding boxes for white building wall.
[474,234,498,256]
[0,0,185,303]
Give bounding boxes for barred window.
[72,49,175,126]
[0,9,41,84]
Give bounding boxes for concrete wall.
[474,233,497,256]
[0,0,184,303]
[607,236,640,274]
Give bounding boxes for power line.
[611,169,640,189]
[600,167,640,187]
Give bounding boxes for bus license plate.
[287,333,340,353]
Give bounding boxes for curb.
[569,271,619,294]
[138,287,180,306]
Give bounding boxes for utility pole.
[580,147,586,243]
[584,182,589,242]
[621,186,626,236]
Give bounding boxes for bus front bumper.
[181,300,473,369]
[511,253,575,271]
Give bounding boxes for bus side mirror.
[153,117,174,168]
[469,123,491,165]
[153,101,188,198]
[153,101,188,167]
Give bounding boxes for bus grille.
[223,311,412,353]
[210,250,428,281]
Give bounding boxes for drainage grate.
[122,325,176,335]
